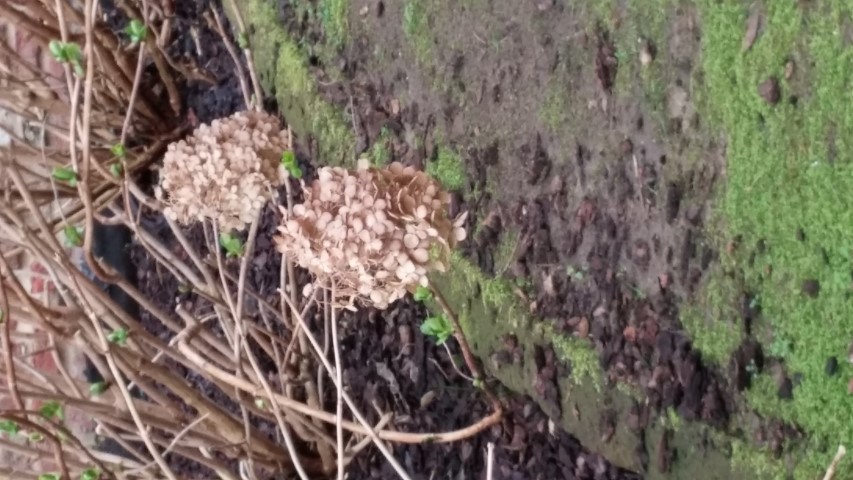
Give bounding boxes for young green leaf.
[110,143,126,158]
[52,166,78,186]
[80,468,101,480]
[39,401,64,421]
[38,474,60,480]
[48,40,84,75]
[29,431,45,442]
[280,150,303,179]
[125,19,148,44]
[254,398,266,409]
[219,232,244,258]
[109,162,123,178]
[64,225,83,247]
[48,40,64,60]
[88,382,107,396]
[413,286,433,302]
[0,420,19,435]
[420,315,453,345]
[107,328,129,346]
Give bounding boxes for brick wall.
[1,17,98,475]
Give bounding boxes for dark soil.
[277,0,737,438]
[260,0,822,473]
[110,2,644,479]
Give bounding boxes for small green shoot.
[0,420,19,435]
[125,19,148,45]
[52,166,78,187]
[413,286,433,302]
[109,163,123,178]
[39,401,63,421]
[627,284,646,300]
[110,143,126,158]
[29,431,45,442]
[63,225,83,247]
[48,40,83,76]
[88,382,107,396]
[219,232,245,258]
[473,378,484,389]
[420,314,453,345]
[768,334,793,359]
[254,398,266,409]
[280,151,302,179]
[81,468,101,480]
[566,265,586,281]
[107,328,129,346]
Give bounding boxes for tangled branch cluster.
[157,111,290,231]
[276,162,467,309]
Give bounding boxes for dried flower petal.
[275,162,467,310]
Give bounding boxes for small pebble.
[784,59,795,80]
[640,41,654,66]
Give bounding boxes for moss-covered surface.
[698,1,853,475]
[425,147,467,192]
[235,0,354,166]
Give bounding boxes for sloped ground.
[237,0,853,478]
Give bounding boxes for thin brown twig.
[331,284,345,479]
[207,8,251,109]
[823,445,847,480]
[0,413,71,479]
[431,283,503,413]
[0,274,23,410]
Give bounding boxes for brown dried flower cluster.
[275,162,467,309]
[156,111,290,231]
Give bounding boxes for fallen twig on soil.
[823,444,847,480]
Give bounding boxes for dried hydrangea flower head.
[156,111,290,231]
[275,161,467,310]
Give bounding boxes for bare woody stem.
[431,282,503,413]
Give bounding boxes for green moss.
[679,267,743,364]
[426,147,467,191]
[365,126,392,166]
[402,0,433,65]
[539,83,568,132]
[539,323,602,390]
[320,0,349,49]
[699,0,853,478]
[663,407,682,430]
[698,1,853,475]
[729,438,790,480]
[493,229,520,276]
[240,0,354,166]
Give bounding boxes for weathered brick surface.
[1,18,97,474]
